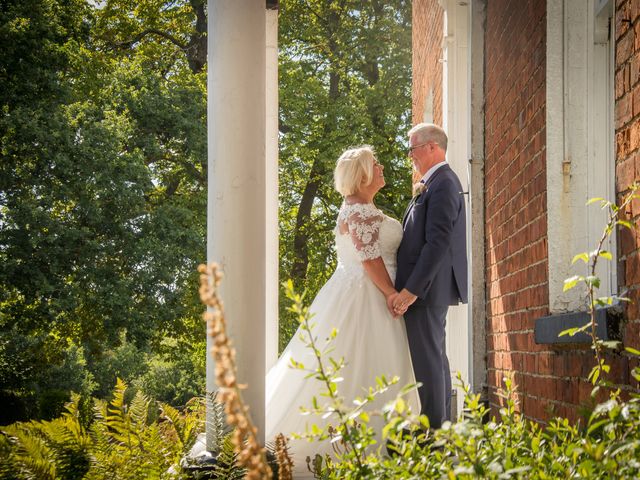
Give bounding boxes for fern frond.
[210,432,246,480]
[104,379,139,450]
[129,390,151,430]
[2,423,57,479]
[182,396,206,452]
[158,402,184,452]
[204,391,229,453]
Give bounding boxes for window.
[546,0,616,313]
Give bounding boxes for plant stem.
[587,184,639,385]
[296,300,366,470]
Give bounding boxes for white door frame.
[441,0,473,416]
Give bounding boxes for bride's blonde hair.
[333,146,376,196]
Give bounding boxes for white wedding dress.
[265,202,420,477]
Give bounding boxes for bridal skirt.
[265,264,420,477]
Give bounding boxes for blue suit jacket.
[395,164,468,306]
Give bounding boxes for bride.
[265,146,420,476]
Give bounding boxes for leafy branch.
[283,280,367,471]
[562,182,640,386]
[109,28,188,50]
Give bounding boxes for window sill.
[534,307,622,346]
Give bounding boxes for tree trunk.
[289,5,341,286]
[362,0,383,130]
[187,0,207,74]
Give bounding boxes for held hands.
[392,288,418,316]
[385,291,400,318]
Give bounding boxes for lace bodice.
[334,202,403,276]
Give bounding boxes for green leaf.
[563,275,582,292]
[587,419,608,435]
[585,276,601,288]
[617,220,634,230]
[625,347,640,356]
[559,327,580,337]
[572,253,589,264]
[598,250,613,260]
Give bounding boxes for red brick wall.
[484,0,551,421]
[616,0,640,375]
[412,0,443,126]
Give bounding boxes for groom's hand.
[393,289,417,315]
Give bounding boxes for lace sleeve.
[345,204,384,261]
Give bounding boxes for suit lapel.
[401,165,451,229]
[402,196,418,227]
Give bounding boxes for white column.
[265,8,279,372]
[207,0,266,449]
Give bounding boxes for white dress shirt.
[420,161,448,185]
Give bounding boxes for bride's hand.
[392,288,416,315]
[385,291,400,318]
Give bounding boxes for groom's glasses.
[408,142,431,155]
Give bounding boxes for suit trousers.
[403,304,451,429]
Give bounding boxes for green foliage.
[175,391,250,480]
[278,0,413,350]
[0,380,204,480]
[0,328,96,424]
[133,347,206,407]
[88,332,205,407]
[205,433,246,480]
[561,184,640,386]
[283,277,640,479]
[1,0,206,422]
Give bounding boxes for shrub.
[0,331,96,424]
[133,346,205,407]
[88,333,149,400]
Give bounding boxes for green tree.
[278,0,413,348]
[0,0,207,422]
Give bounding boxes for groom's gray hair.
[408,123,448,152]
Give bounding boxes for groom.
[391,123,468,429]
